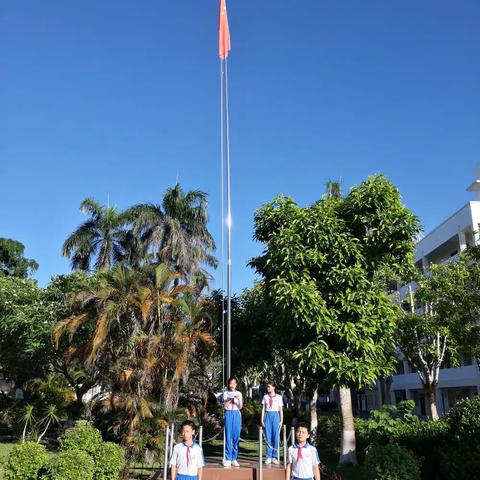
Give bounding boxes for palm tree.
[126,184,217,280]
[37,405,62,444]
[21,404,35,443]
[53,263,214,454]
[62,198,134,271]
[164,294,215,410]
[325,179,343,199]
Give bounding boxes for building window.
[462,354,473,366]
[396,360,405,375]
[394,390,407,404]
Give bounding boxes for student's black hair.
[295,421,310,433]
[227,377,237,386]
[266,380,276,388]
[180,420,197,433]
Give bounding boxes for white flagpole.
[224,56,232,381]
[220,58,226,388]
[219,0,232,383]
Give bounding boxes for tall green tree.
[54,264,215,457]
[0,272,101,415]
[251,175,420,464]
[62,198,133,271]
[126,184,217,280]
[397,248,480,420]
[0,238,38,278]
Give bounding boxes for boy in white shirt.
[170,420,205,480]
[286,422,320,480]
[261,381,283,464]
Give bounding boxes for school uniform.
[262,393,283,459]
[169,441,205,480]
[288,443,320,480]
[222,390,243,461]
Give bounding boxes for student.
[261,381,284,464]
[222,376,243,468]
[170,420,205,480]
[286,422,321,480]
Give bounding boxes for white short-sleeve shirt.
[169,442,205,476]
[288,443,320,479]
[222,390,243,411]
[262,393,283,412]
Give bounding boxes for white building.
[390,166,480,416]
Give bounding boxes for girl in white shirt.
[222,376,243,467]
[261,381,283,464]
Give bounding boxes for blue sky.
[1,0,479,292]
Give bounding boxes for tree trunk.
[37,419,51,444]
[293,388,302,422]
[338,387,357,465]
[309,388,318,441]
[424,383,439,421]
[22,420,28,444]
[379,377,392,405]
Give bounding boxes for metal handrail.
[163,425,170,480]
[258,427,263,480]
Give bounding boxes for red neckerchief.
[296,443,306,461]
[184,441,192,467]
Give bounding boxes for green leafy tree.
[396,248,480,420]
[0,238,38,278]
[0,273,101,415]
[62,198,133,271]
[251,175,420,464]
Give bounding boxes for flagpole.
[220,58,226,388]
[219,0,232,384]
[224,57,232,382]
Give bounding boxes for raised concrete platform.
[204,461,285,480]
[148,459,286,480]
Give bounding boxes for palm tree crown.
[62,198,132,271]
[127,184,217,279]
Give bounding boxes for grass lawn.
[0,443,15,480]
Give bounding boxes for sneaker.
[232,460,240,467]
[223,460,232,468]
[272,458,279,465]
[265,458,272,465]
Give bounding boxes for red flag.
[219,0,231,60]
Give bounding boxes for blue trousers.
[265,411,280,458]
[224,409,241,460]
[176,475,198,480]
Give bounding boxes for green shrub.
[446,395,480,440]
[438,442,480,480]
[239,399,262,436]
[364,444,421,480]
[394,420,448,480]
[59,420,103,455]
[4,442,47,480]
[44,449,95,480]
[93,442,125,480]
[317,415,341,451]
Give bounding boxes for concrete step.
[204,462,285,480]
